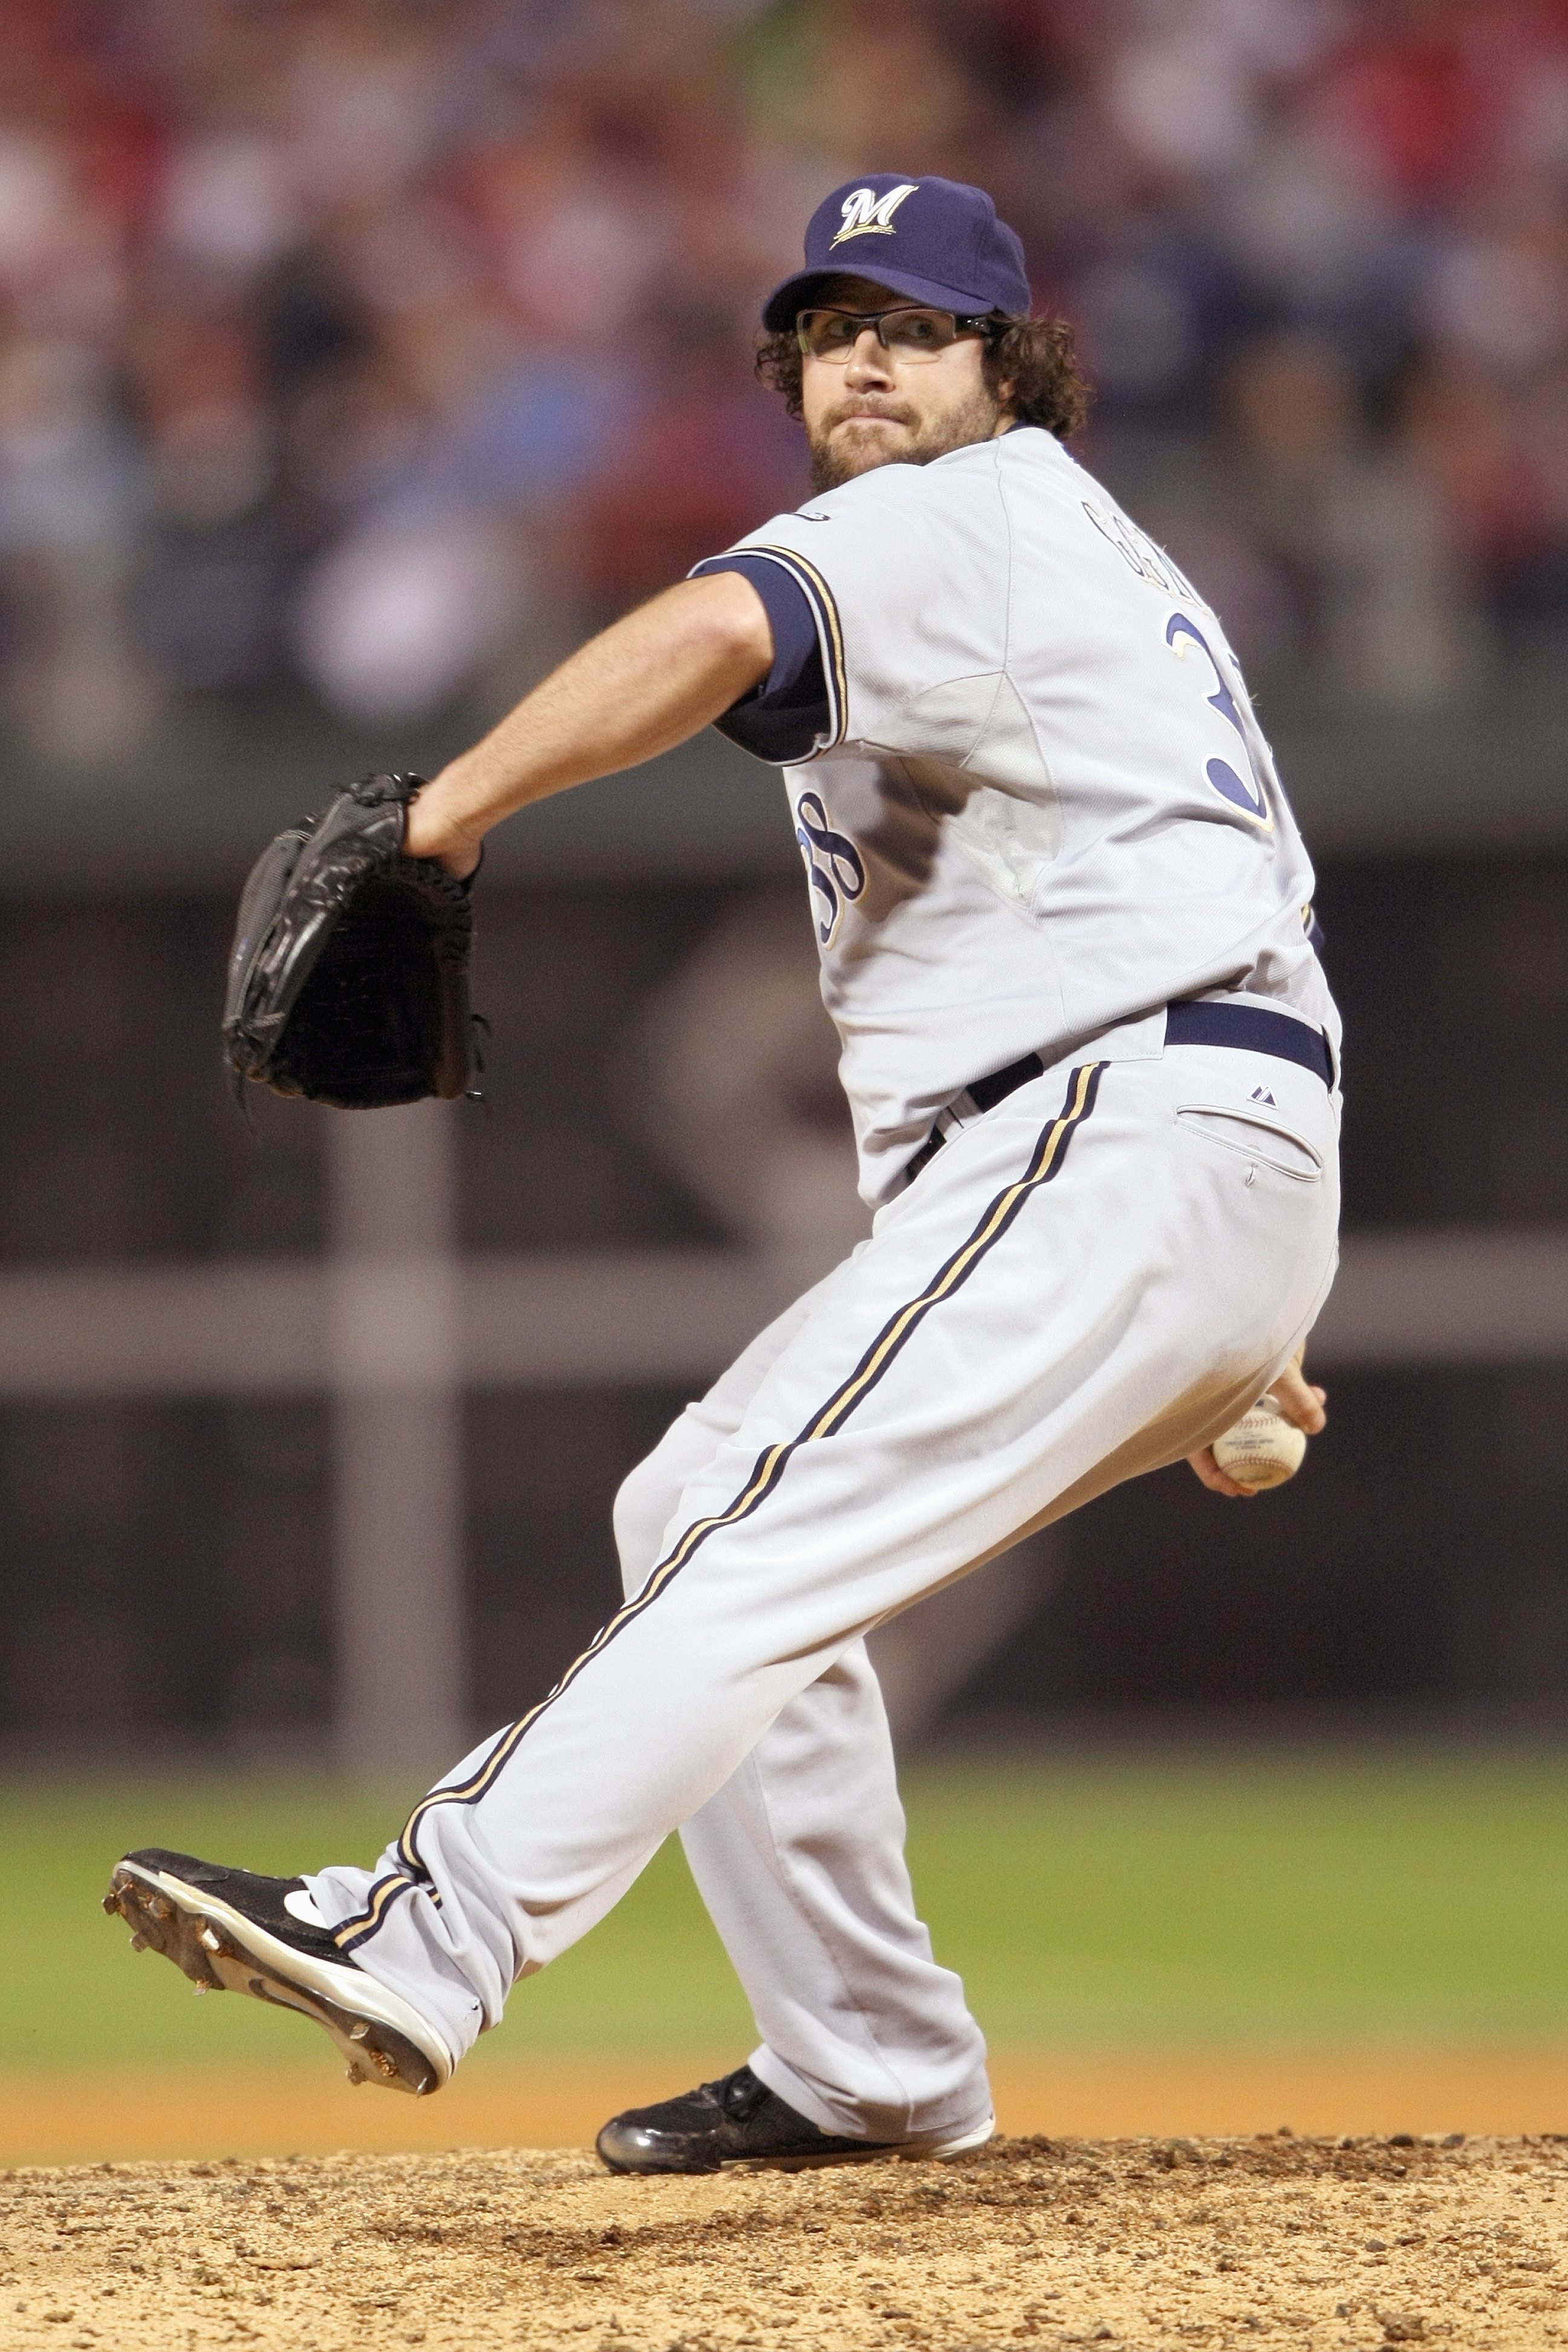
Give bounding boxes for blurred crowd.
[1,0,1566,768]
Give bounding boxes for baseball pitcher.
[109,175,1338,2172]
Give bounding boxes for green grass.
[6,1748,1568,2073]
[901,1751,1568,2042]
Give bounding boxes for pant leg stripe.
[803,1059,1103,1437]
[387,1440,800,1877]
[332,1868,416,1952]
[374,1062,1106,1898]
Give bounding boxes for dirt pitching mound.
[4,2132,1564,2349]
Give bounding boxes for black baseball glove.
[223,772,478,1109]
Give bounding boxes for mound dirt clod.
[2,2132,1564,2349]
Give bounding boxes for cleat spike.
[198,1926,222,1953]
[149,1897,173,1921]
[346,2068,364,2086]
[348,2022,370,2042]
[193,1980,207,1995]
[101,1892,119,1915]
[129,1932,146,1953]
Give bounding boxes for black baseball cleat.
[103,1848,453,2096]
[595,2062,994,2174]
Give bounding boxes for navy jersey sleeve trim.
[700,555,820,691]
[690,546,846,763]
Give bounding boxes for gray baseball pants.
[310,1018,1340,2144]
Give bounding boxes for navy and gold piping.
[338,1869,417,1945]
[736,544,848,748]
[333,1060,1105,1953]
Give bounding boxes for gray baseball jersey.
[701,424,1337,1204]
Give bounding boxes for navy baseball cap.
[762,173,1030,331]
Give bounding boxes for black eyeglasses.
[795,305,997,362]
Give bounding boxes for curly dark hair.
[755,312,1090,442]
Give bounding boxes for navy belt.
[1164,998,1333,1082]
[907,999,1333,1182]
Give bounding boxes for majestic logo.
[829,183,919,248]
[794,791,866,945]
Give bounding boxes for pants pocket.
[1174,1100,1325,1182]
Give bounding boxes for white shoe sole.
[108,1858,454,2096]
[903,2114,996,2160]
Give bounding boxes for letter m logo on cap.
[829,183,919,248]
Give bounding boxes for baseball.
[1210,1394,1308,1491]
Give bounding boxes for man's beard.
[807,386,1004,492]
